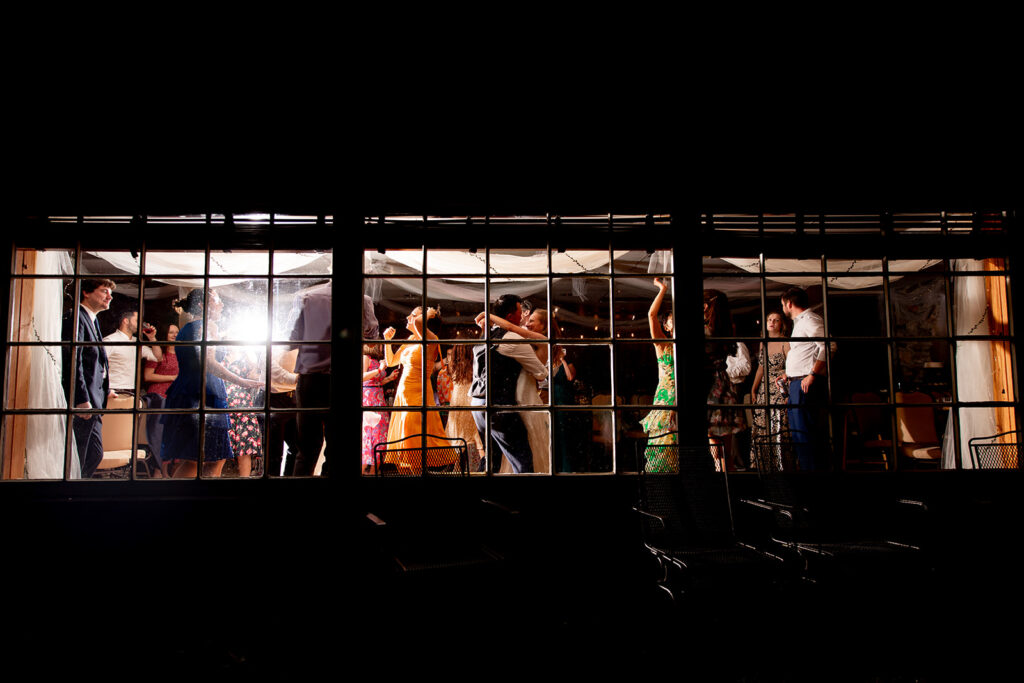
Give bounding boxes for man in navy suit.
[64,279,115,478]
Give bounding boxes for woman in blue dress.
[162,289,262,478]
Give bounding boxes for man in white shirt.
[780,287,828,470]
[104,309,162,395]
[470,294,548,473]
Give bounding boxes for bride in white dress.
[478,308,551,474]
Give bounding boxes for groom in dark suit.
[470,294,548,473]
[63,279,115,478]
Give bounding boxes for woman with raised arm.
[478,307,551,473]
[640,278,679,472]
[381,306,449,473]
[160,289,262,478]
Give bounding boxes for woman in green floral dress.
[640,277,679,472]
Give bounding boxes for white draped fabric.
[24,250,79,479]
[88,251,327,288]
[720,258,943,289]
[942,260,997,469]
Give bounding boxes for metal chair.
[373,434,469,477]
[743,430,931,586]
[634,433,791,605]
[968,430,1021,469]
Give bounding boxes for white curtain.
[24,250,79,479]
[942,260,997,469]
[721,258,943,289]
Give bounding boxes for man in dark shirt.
[290,282,332,476]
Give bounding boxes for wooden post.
[3,250,36,479]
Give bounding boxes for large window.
[361,236,677,475]
[2,222,333,481]
[2,211,1018,482]
[702,252,1016,471]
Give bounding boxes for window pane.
[13,248,75,275]
[552,344,608,406]
[838,399,893,471]
[895,392,946,470]
[826,279,886,337]
[273,250,332,276]
[707,341,748,438]
[487,249,547,275]
[271,278,331,341]
[218,346,266,409]
[198,413,239,477]
[618,407,678,473]
[614,342,672,407]
[144,250,206,275]
[9,277,75,344]
[221,410,265,478]
[952,274,1011,336]
[831,341,890,401]
[81,250,141,276]
[703,256,758,277]
[890,274,948,337]
[486,409,550,474]
[613,278,673,341]
[425,249,487,275]
[555,409,611,473]
[955,406,1018,469]
[825,259,883,275]
[552,249,610,275]
[426,278,485,341]
[215,279,269,343]
[375,410,453,475]
[209,250,268,275]
[88,407,144,480]
[955,340,1015,408]
[4,344,68,409]
[552,277,608,339]
[266,410,300,477]
[895,341,951,397]
[703,276,761,338]
[2,413,70,480]
[363,248,422,275]
[366,277,423,341]
[764,257,821,274]
[614,249,673,275]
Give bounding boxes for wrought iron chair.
[743,429,931,585]
[373,433,469,477]
[968,430,1021,469]
[633,432,792,605]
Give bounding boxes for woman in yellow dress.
[381,306,449,472]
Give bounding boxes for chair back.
[636,434,735,549]
[895,391,939,443]
[374,434,469,477]
[751,429,805,474]
[968,430,1021,469]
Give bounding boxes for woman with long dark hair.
[704,288,746,469]
[444,342,486,471]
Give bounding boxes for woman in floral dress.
[640,278,679,472]
[362,343,395,473]
[226,350,263,477]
